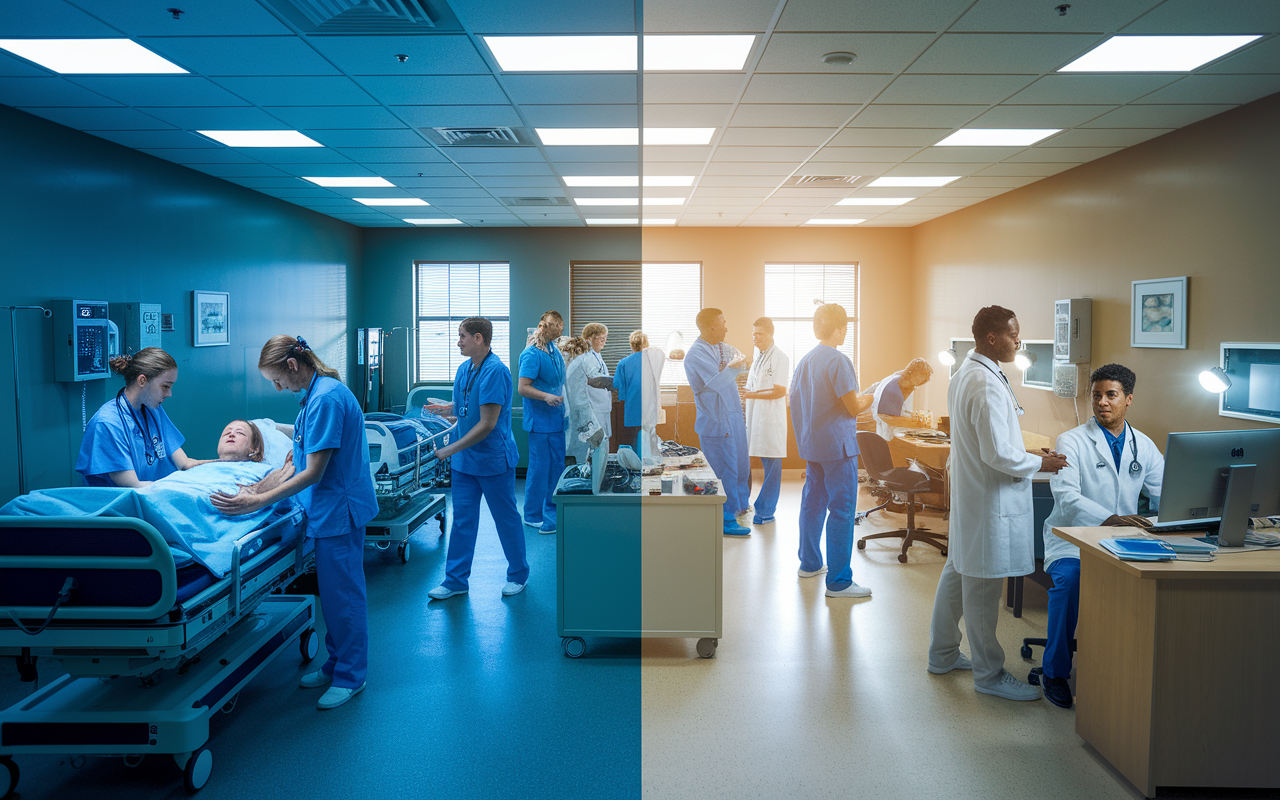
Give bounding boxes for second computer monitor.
[1160,428,1280,546]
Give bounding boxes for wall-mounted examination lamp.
[1198,367,1231,393]
[938,348,958,367]
[1014,349,1036,371]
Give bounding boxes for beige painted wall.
[911,92,1280,449]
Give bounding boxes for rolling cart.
[365,491,447,563]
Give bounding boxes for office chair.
[854,431,947,563]
[1023,637,1077,686]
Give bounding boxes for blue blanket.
[0,462,303,578]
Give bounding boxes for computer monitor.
[1159,429,1280,547]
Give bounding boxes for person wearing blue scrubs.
[684,308,751,536]
[76,347,211,487]
[790,304,874,598]
[426,317,529,600]
[518,310,567,534]
[212,335,378,711]
[613,331,646,450]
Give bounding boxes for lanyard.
[459,352,492,419]
[971,356,1024,416]
[115,390,163,466]
[294,372,320,450]
[539,342,562,385]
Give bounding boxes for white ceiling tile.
[210,76,377,106]
[381,171,475,182]
[79,0,293,35]
[697,175,788,187]
[693,187,773,198]
[443,147,546,163]
[304,35,490,76]
[1041,128,1172,147]
[237,148,355,163]
[450,0,636,33]
[637,162,705,174]
[332,147,447,163]
[1122,0,1280,33]
[719,127,835,146]
[391,105,524,128]
[462,162,556,176]
[643,0,776,32]
[1081,104,1238,128]
[140,106,292,129]
[140,148,257,164]
[230,176,324,188]
[742,74,893,104]
[0,51,50,77]
[644,145,713,161]
[409,188,503,198]
[949,176,1044,189]
[16,106,174,129]
[266,106,409,129]
[704,162,801,176]
[142,37,343,76]
[687,198,763,207]
[731,104,859,127]
[907,146,1026,162]
[908,33,1104,73]
[1004,146,1119,162]
[1001,74,1177,105]
[643,104,733,126]
[86,129,222,149]
[521,104,638,127]
[0,0,121,36]
[505,74,637,105]
[712,146,818,162]
[0,77,120,107]
[971,104,1115,128]
[547,145,640,162]
[799,162,893,175]
[474,177,564,188]
[770,187,855,198]
[305,129,425,148]
[1201,36,1280,74]
[186,162,292,178]
[972,162,1079,177]
[1134,74,1280,105]
[876,163,980,176]
[355,76,508,106]
[777,0,975,33]
[67,76,250,107]
[548,160,641,173]
[756,33,936,73]
[644,74,744,104]
[924,187,1013,198]
[847,104,986,127]
[950,0,1160,33]
[877,74,1038,104]
[828,128,949,146]
[811,146,922,161]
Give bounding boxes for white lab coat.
[564,355,601,464]
[582,348,612,438]
[1042,418,1164,569]
[948,353,1043,579]
[871,372,915,441]
[744,345,789,458]
[639,347,665,457]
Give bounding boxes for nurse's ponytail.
[258,335,341,381]
[110,347,177,387]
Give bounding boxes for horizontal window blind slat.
[415,261,510,381]
[572,263,642,371]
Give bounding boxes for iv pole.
[6,306,52,497]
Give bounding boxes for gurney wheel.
[562,637,586,658]
[897,553,909,564]
[2,757,17,800]
[300,628,319,663]
[181,747,212,793]
[398,541,411,563]
[696,638,718,659]
[436,512,446,532]
[857,539,867,550]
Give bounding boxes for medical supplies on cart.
[365,410,454,516]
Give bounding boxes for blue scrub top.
[75,396,186,486]
[790,345,860,462]
[451,352,519,476]
[684,337,744,437]
[614,350,643,428]
[293,375,379,537]
[518,341,566,433]
[876,374,906,417]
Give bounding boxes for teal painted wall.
[0,106,363,504]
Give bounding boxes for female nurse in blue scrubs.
[76,348,210,487]
[211,335,378,711]
[517,310,567,534]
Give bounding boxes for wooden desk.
[1056,527,1280,797]
[888,429,949,471]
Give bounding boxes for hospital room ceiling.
[2,0,1278,228]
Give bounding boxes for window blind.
[569,262,642,371]
[764,263,859,382]
[415,261,510,381]
[642,263,702,386]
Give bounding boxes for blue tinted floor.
[0,480,641,800]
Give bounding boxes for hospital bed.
[364,411,453,563]
[0,507,316,796]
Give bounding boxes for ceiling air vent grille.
[421,127,533,147]
[788,175,861,186]
[264,0,462,34]
[501,197,571,207]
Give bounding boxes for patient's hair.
[1091,363,1136,396]
[581,322,608,340]
[230,419,265,462]
[560,336,591,360]
[971,305,1017,344]
[906,357,934,381]
[258,335,340,380]
[629,330,648,351]
[460,316,492,346]
[695,308,723,332]
[753,317,775,334]
[812,304,848,339]
[109,347,177,386]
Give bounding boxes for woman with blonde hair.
[579,323,613,445]
[561,336,602,464]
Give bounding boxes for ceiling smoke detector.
[821,51,857,66]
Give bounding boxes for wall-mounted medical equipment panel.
[1054,298,1092,363]
[109,302,161,356]
[1218,342,1280,425]
[53,299,112,381]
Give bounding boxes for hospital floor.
[0,476,1265,799]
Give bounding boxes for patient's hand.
[210,487,268,516]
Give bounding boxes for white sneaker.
[501,582,526,596]
[798,566,828,578]
[975,669,1041,702]
[927,653,973,675]
[428,585,467,600]
[317,682,365,710]
[299,669,331,689]
[825,582,872,598]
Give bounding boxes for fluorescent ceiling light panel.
[198,130,323,148]
[643,176,695,187]
[934,129,1060,147]
[643,219,677,224]
[586,218,638,225]
[644,35,755,71]
[575,198,639,206]
[564,176,639,187]
[1059,35,1262,73]
[536,128,638,146]
[484,36,636,71]
[355,198,428,206]
[804,219,866,225]
[303,177,394,188]
[836,198,915,206]
[644,128,716,145]
[642,198,685,206]
[404,218,463,225]
[0,39,187,74]
[868,176,959,188]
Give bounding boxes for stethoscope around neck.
[971,355,1025,416]
[1096,421,1142,476]
[114,389,164,466]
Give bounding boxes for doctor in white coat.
[741,317,789,525]
[928,306,1068,701]
[1038,363,1162,708]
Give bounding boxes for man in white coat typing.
[928,306,1068,701]
[1038,363,1162,708]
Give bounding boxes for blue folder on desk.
[1100,538,1176,562]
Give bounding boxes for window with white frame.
[642,263,702,386]
[414,261,510,381]
[763,263,859,381]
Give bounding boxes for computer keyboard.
[1147,521,1218,534]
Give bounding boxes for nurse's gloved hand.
[545,394,564,407]
[210,487,268,516]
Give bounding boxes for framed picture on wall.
[193,290,230,347]
[1131,277,1187,349]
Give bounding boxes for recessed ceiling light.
[404,218,463,225]
[643,35,755,71]
[198,130,323,148]
[835,197,916,206]
[1059,35,1262,73]
[484,36,637,71]
[355,198,428,206]
[0,38,188,74]
[934,129,1060,147]
[303,177,394,188]
[643,176,695,187]
[804,218,866,225]
[574,198,639,206]
[536,128,638,146]
[643,219,677,224]
[868,176,960,188]
[586,218,639,225]
[644,128,716,145]
[642,198,685,206]
[564,176,639,187]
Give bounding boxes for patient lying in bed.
[0,420,301,578]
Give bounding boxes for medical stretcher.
[364,412,454,563]
[0,511,316,796]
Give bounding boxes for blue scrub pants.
[445,467,530,590]
[1043,558,1080,680]
[313,525,368,689]
[798,457,858,591]
[524,431,565,531]
[753,457,782,520]
[700,428,750,518]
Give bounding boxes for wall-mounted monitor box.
[1219,342,1280,425]
[948,338,975,377]
[1054,298,1091,363]
[1019,340,1055,391]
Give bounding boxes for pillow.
[251,418,294,468]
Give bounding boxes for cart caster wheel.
[940,548,948,556]
[436,512,446,532]
[1028,667,1043,686]
[181,748,212,793]
[897,553,908,564]
[398,541,411,563]
[696,638,718,658]
[300,628,319,663]
[2,758,18,800]
[562,637,586,658]
[1020,644,1033,659]
[373,541,390,551]
[857,539,867,550]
